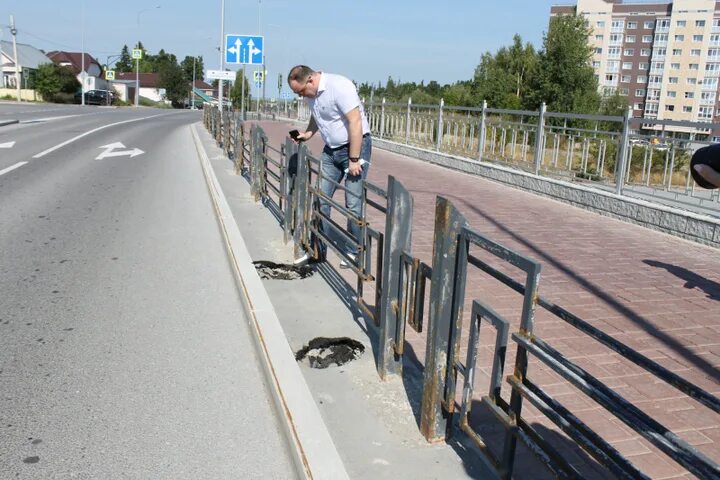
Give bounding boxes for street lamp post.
[9,15,21,102]
[218,0,226,114]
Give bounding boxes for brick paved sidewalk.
[257,121,720,479]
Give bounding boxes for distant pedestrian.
[691,143,720,189]
[288,65,372,268]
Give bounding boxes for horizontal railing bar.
[514,334,720,479]
[264,143,282,155]
[544,112,623,122]
[545,126,620,137]
[265,181,281,196]
[364,181,388,199]
[463,227,541,274]
[467,252,719,414]
[489,396,578,478]
[507,376,649,480]
[535,296,720,414]
[308,224,370,280]
[310,186,363,225]
[313,210,360,247]
[631,117,720,130]
[365,197,387,214]
[486,108,539,116]
[486,120,536,129]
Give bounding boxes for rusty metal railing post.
[293,143,310,257]
[282,136,298,244]
[420,197,467,442]
[377,176,413,379]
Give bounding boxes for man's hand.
[293,130,313,143]
[347,161,363,177]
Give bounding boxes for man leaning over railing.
[287,65,372,267]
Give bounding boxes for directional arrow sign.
[227,37,242,64]
[0,141,16,149]
[225,35,264,65]
[96,142,144,160]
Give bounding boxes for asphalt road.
[0,103,295,479]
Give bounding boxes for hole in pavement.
[295,337,365,369]
[253,260,314,280]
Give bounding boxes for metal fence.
[363,99,720,214]
[204,108,720,479]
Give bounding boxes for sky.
[1,1,566,96]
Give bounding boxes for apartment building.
[551,0,720,139]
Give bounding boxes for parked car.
[75,89,117,105]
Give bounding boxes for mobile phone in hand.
[289,129,302,142]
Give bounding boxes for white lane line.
[19,115,81,124]
[32,113,168,159]
[0,162,28,177]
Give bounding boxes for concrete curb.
[190,123,350,480]
[0,119,19,127]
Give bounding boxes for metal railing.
[364,98,720,213]
[203,107,720,479]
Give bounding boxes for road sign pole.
[241,66,246,120]
[262,56,266,115]
[135,57,139,107]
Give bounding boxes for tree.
[116,45,133,72]
[34,63,80,101]
[527,14,600,113]
[181,55,204,83]
[159,61,188,107]
[230,70,251,108]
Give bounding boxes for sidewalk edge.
[190,123,350,480]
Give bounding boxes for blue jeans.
[317,134,372,258]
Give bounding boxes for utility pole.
[0,26,4,89]
[10,15,21,102]
[191,56,196,110]
[81,3,85,106]
[135,53,139,107]
[218,0,225,113]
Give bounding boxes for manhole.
[253,260,314,280]
[295,337,365,369]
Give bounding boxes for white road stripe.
[0,162,28,176]
[32,113,168,159]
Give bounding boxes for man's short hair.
[288,65,315,85]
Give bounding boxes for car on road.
[75,89,117,105]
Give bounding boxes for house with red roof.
[47,51,106,92]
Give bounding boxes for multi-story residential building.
[551,0,720,139]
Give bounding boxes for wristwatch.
[349,157,360,163]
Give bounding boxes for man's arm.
[346,107,364,176]
[296,116,318,142]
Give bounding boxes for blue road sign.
[226,35,264,65]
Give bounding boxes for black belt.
[326,133,371,151]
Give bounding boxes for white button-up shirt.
[307,73,370,149]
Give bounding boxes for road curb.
[0,119,19,127]
[190,123,350,480]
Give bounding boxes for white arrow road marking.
[0,162,27,177]
[96,142,144,160]
[33,113,167,159]
[0,141,15,148]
